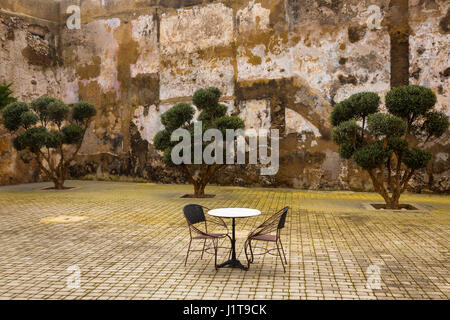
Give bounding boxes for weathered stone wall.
[0,0,61,185]
[408,0,449,192]
[0,0,448,192]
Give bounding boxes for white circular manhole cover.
[41,216,87,223]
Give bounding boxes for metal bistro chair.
[244,206,290,272]
[183,204,232,270]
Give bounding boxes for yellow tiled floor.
[0,180,448,299]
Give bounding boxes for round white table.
[207,208,261,270]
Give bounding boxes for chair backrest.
[254,206,290,238]
[183,204,206,225]
[277,206,290,230]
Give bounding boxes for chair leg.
[249,240,254,263]
[278,238,288,265]
[276,241,286,273]
[244,239,250,268]
[213,239,218,270]
[201,239,206,260]
[184,239,192,266]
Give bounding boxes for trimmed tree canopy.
[2,98,97,189]
[386,85,437,120]
[154,87,244,197]
[330,86,449,209]
[331,91,380,126]
[72,101,97,124]
[367,113,406,138]
[160,102,195,131]
[3,102,31,131]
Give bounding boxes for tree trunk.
[193,182,206,198]
[53,178,65,190]
[384,196,400,210]
[368,169,401,210]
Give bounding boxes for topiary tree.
[154,87,245,198]
[1,97,97,189]
[0,82,16,110]
[331,86,449,209]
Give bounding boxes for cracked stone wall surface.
[0,0,448,192]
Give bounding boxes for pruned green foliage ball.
[422,111,449,139]
[153,129,172,151]
[347,92,380,119]
[215,116,245,135]
[13,126,49,153]
[46,130,63,149]
[192,87,221,114]
[353,141,390,170]
[31,96,58,123]
[402,148,432,170]
[331,119,359,145]
[330,101,353,126]
[2,102,30,131]
[387,137,408,156]
[197,103,227,122]
[47,99,69,126]
[20,111,39,128]
[385,85,436,119]
[367,113,406,137]
[338,142,355,159]
[330,92,380,126]
[62,124,84,144]
[72,101,97,124]
[161,102,195,131]
[163,146,176,167]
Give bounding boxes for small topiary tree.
[154,87,245,198]
[331,86,449,209]
[0,82,16,110]
[1,97,97,189]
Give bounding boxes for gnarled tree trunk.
[183,164,224,198]
[193,181,207,198]
[53,178,65,190]
[368,167,414,210]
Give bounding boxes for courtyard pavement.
[0,180,448,300]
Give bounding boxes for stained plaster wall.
[0,0,448,192]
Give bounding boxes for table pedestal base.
[217,258,248,270]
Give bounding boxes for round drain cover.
[41,216,87,223]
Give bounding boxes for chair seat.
[193,233,227,239]
[250,234,277,242]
